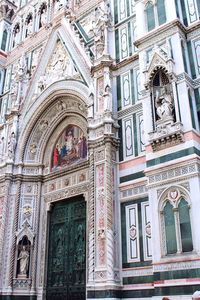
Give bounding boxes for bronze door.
[46,197,86,300]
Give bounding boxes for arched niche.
[151,68,175,126]
[16,236,31,278]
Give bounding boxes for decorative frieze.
[44,182,90,202]
[148,162,198,186]
[120,184,147,201]
[153,259,200,272]
[122,267,153,277]
[13,278,31,289]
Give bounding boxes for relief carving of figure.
[46,40,79,84]
[155,86,174,121]
[17,246,29,277]
[17,54,27,79]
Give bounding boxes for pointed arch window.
[163,201,177,254]
[1,29,8,51]
[178,198,193,252]
[146,2,155,31]
[157,0,167,25]
[161,192,193,255]
[145,0,167,32]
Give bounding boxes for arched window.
[178,198,193,252]
[163,201,177,254]
[157,0,166,25]
[146,2,155,31]
[1,30,8,51]
[146,0,167,32]
[161,190,193,255]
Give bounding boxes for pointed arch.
[16,80,90,165]
[159,186,193,255]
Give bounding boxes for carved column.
[30,181,42,294]
[1,176,20,294]
[88,52,120,295]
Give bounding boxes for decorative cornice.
[134,19,187,49]
[112,54,139,71]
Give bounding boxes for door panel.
[47,198,86,300]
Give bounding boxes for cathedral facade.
[0,0,200,299]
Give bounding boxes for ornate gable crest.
[144,44,174,89]
[16,222,35,244]
[147,52,167,80]
[37,38,83,92]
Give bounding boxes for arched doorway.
[16,83,91,299]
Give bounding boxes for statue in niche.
[26,16,33,37]
[155,86,174,121]
[39,7,47,28]
[17,245,29,277]
[13,25,20,47]
[104,84,112,112]
[152,70,175,123]
[7,132,16,160]
[0,136,5,162]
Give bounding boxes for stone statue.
[26,18,33,36]
[10,80,19,105]
[31,47,43,75]
[90,0,111,58]
[13,26,20,47]
[155,87,174,121]
[17,246,29,276]
[104,84,112,112]
[0,136,5,162]
[40,8,47,27]
[18,54,27,77]
[7,132,16,160]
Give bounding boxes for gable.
[38,38,83,90]
[23,24,92,114]
[147,52,167,76]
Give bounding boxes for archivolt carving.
[24,96,88,164]
[17,79,90,162]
